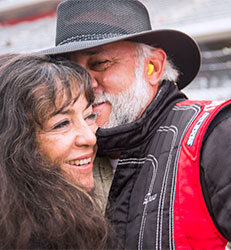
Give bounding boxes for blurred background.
[0,0,231,100]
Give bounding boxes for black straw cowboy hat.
[41,0,201,89]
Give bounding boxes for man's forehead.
[69,46,104,58]
[72,41,135,57]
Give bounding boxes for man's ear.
[144,49,166,86]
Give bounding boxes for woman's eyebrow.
[52,99,92,116]
[85,101,92,110]
[59,109,74,115]
[51,108,74,116]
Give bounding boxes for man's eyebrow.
[82,48,103,56]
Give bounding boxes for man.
[42,0,231,249]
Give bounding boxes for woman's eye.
[53,120,70,130]
[85,113,98,124]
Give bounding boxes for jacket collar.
[96,81,186,154]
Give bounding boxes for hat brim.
[40,29,201,90]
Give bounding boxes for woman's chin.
[74,175,95,192]
[62,163,95,191]
[85,183,94,192]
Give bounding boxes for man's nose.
[88,70,99,90]
[71,56,99,90]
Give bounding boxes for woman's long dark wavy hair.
[0,54,118,249]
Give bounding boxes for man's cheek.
[94,102,112,127]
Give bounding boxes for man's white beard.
[94,66,150,128]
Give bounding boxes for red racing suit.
[174,99,230,249]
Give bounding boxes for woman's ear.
[144,49,166,86]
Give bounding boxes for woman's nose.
[74,122,97,147]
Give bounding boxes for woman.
[0,54,119,249]
[0,53,18,67]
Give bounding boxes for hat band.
[58,33,124,46]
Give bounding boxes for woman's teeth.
[68,157,91,166]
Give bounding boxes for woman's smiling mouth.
[67,157,92,166]
[65,152,95,171]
